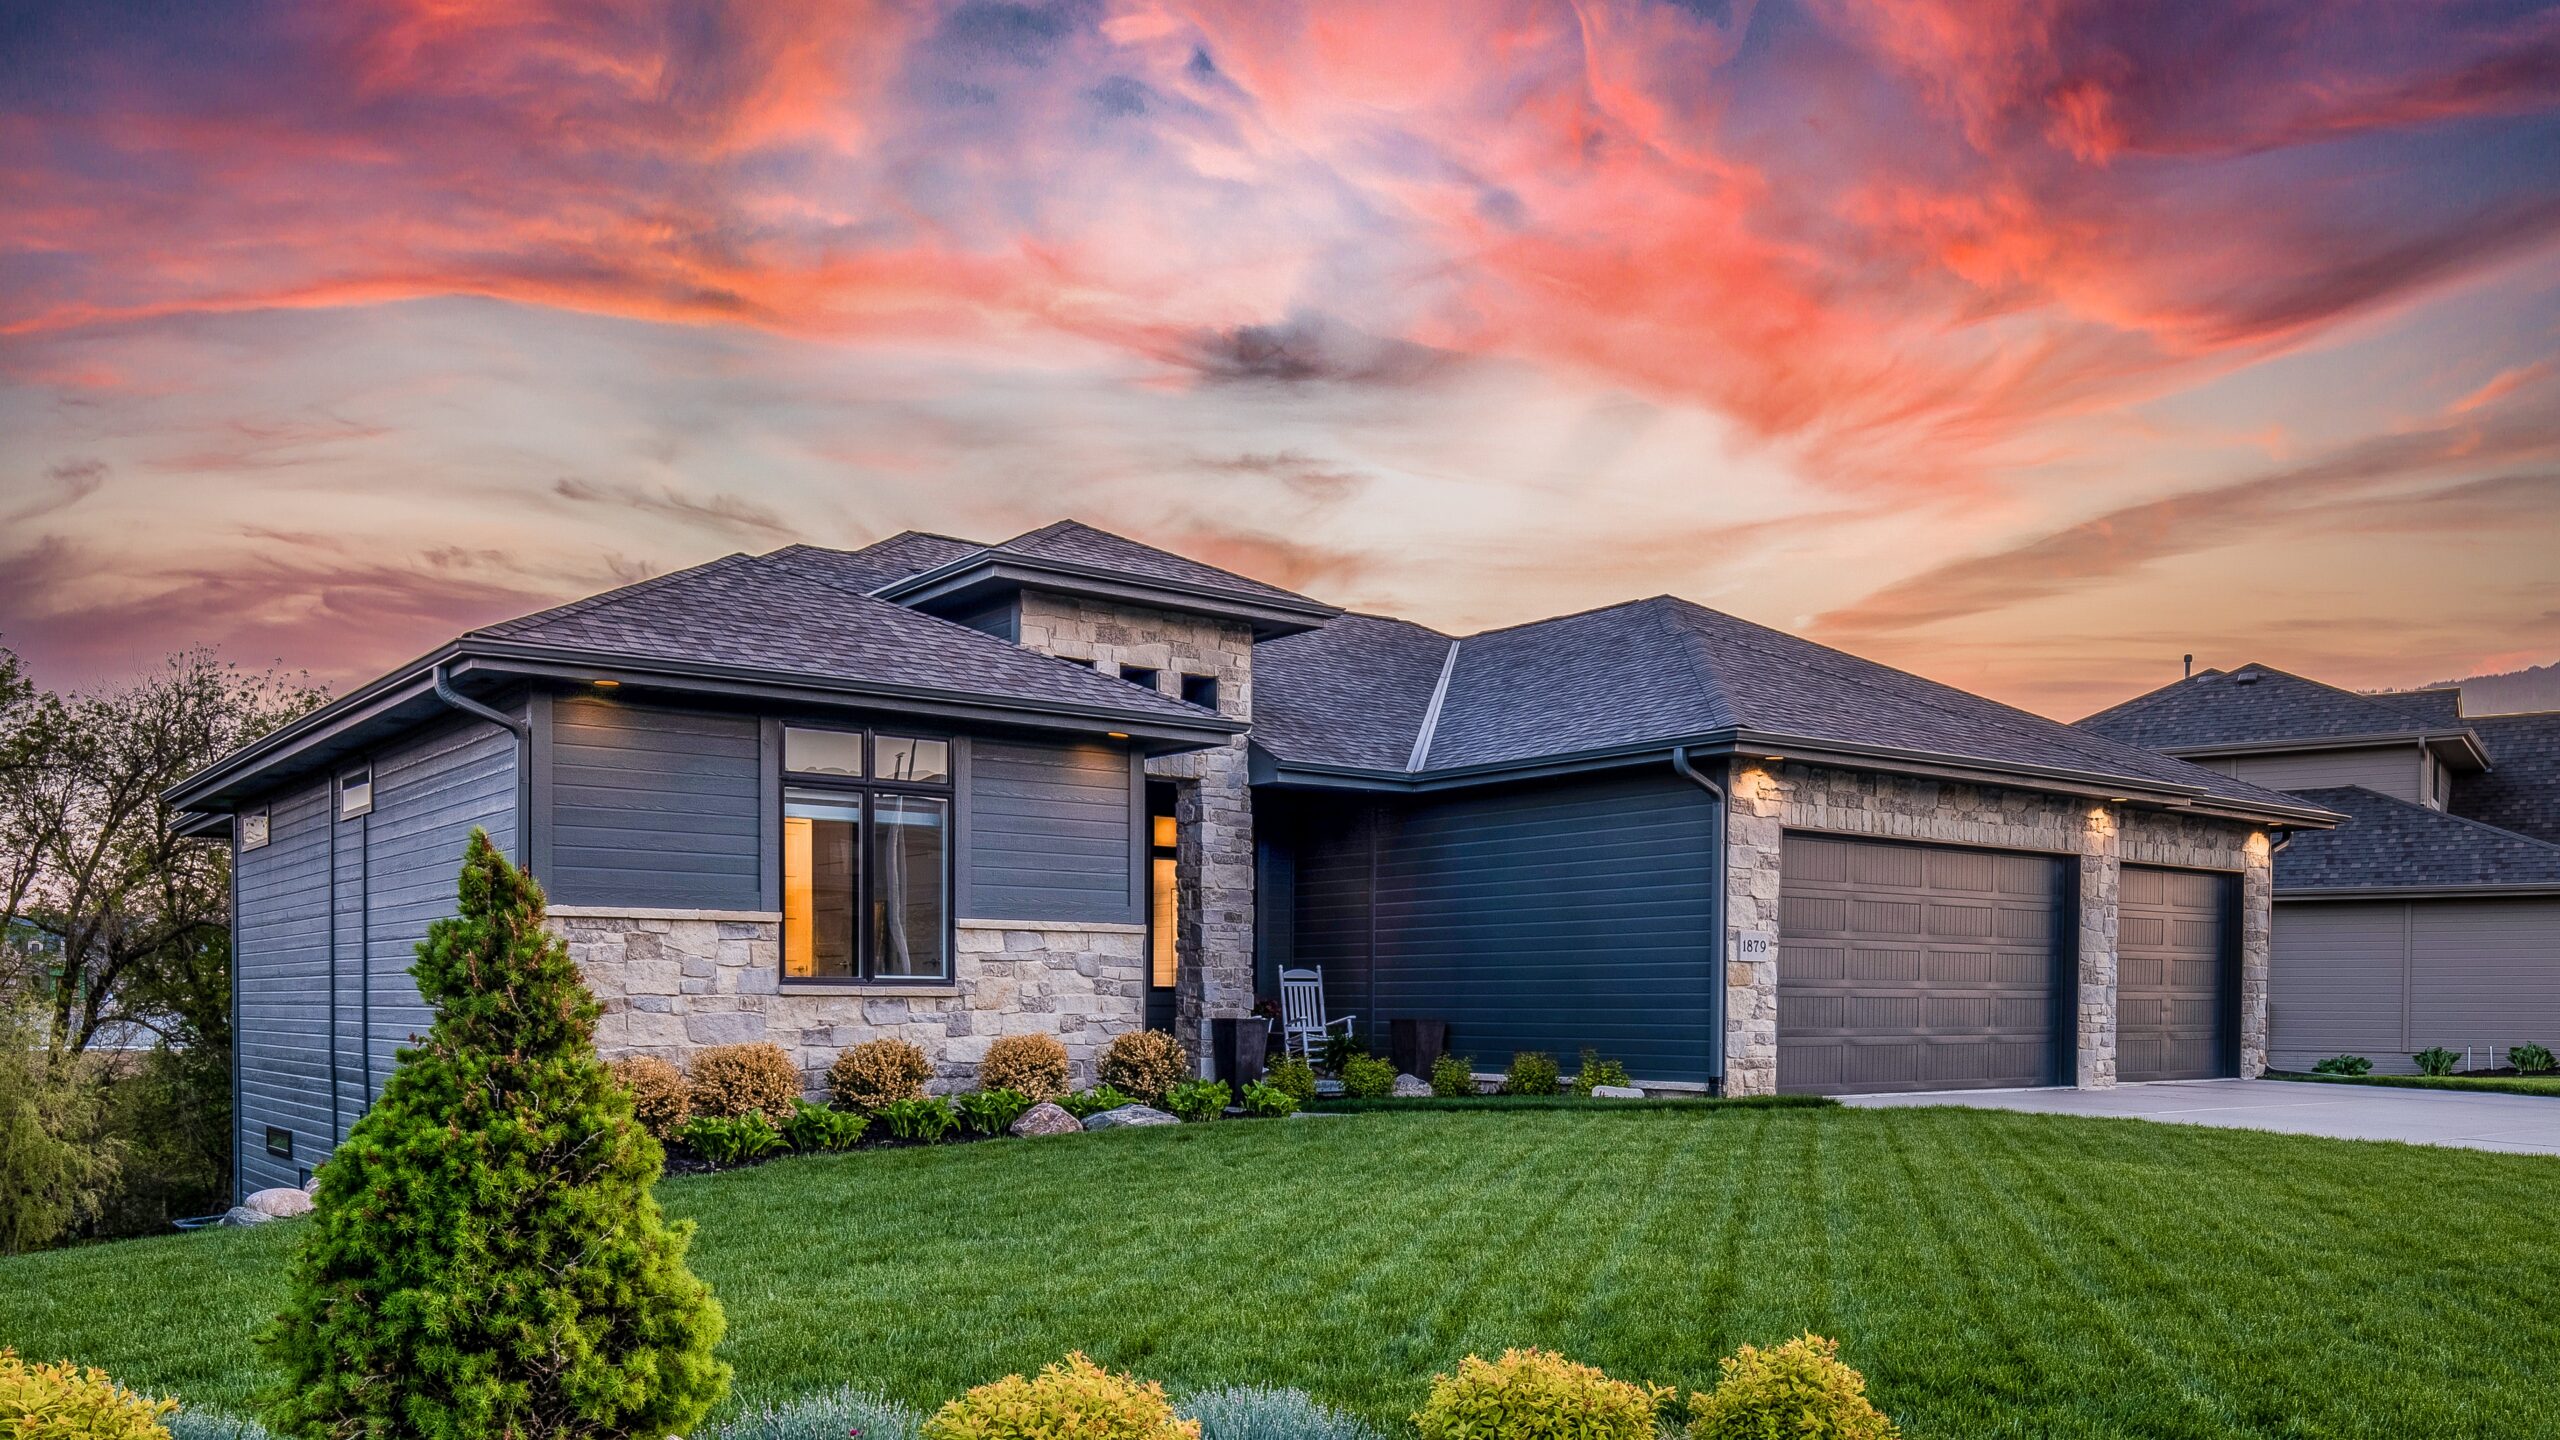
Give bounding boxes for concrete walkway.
[1839,1078,2560,1156]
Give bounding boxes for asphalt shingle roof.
[1257,595,2318,815]
[2454,711,2560,847]
[767,533,986,593]
[987,520,1328,610]
[2379,686,2467,727]
[473,552,1219,724]
[2278,786,2560,892]
[2078,664,2456,751]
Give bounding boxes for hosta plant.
[1237,1081,1297,1117]
[2311,1055,2373,1076]
[779,1099,868,1152]
[2413,1046,2462,1077]
[1164,1077,1232,1123]
[2508,1042,2555,1074]
[682,1113,786,1168]
[954,1088,1034,1136]
[1058,1085,1137,1120]
[876,1096,960,1142]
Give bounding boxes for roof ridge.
[1406,638,1461,771]
[472,551,756,639]
[769,529,991,560]
[1650,599,1731,729]
[1456,593,1675,643]
[2074,669,2225,727]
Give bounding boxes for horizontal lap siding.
[969,739,1134,922]
[547,697,760,909]
[2226,745,2422,804]
[235,781,332,1195]
[2409,899,2560,1061]
[2269,902,2408,1071]
[366,719,518,1089]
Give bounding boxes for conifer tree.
[264,830,728,1440]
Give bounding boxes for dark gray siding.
[364,718,519,1087]
[234,780,332,1194]
[546,695,761,909]
[2271,896,2560,1073]
[968,738,1138,922]
[1284,771,1720,1084]
[943,595,1019,643]
[2213,744,2422,802]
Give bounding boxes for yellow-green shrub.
[0,1350,176,1440]
[979,1035,1071,1103]
[830,1038,933,1112]
[1097,1031,1189,1106]
[920,1352,1197,1440]
[686,1043,802,1123]
[606,1056,690,1140]
[1412,1349,1662,1440]
[1686,1335,1897,1440]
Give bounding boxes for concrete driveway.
[1839,1078,2560,1156]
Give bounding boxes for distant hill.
[2392,660,2560,716]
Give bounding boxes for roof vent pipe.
[2183,654,2193,679]
[1671,745,1729,1096]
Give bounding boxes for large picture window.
[782,727,952,984]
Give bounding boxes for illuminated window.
[781,728,951,984]
[1148,809,1178,989]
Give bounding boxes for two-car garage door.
[1776,833,2238,1095]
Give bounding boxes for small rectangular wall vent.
[265,1125,294,1159]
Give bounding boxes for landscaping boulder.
[1589,1085,1646,1099]
[220,1206,271,1226]
[242,1186,316,1218]
[1392,1073,1431,1098]
[1082,1103,1179,1130]
[1010,1101,1082,1137]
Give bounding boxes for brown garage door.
[2119,866,2237,1082]
[1778,834,2071,1095]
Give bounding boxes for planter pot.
[1390,1018,1449,1077]
[1212,1016,1271,1087]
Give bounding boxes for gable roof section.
[2078,663,2474,754]
[2277,785,2560,894]
[2453,711,2560,847]
[1255,595,2328,822]
[2378,685,2467,726]
[874,520,1340,636]
[765,532,986,593]
[995,521,1327,611]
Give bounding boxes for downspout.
[1672,745,1728,1096]
[432,663,533,863]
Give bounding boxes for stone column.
[2075,804,2122,1089]
[2238,831,2273,1078]
[1722,764,1788,1097]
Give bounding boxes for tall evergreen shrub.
[263,830,728,1440]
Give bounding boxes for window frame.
[779,725,957,988]
[338,766,373,819]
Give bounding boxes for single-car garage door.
[2118,866,2238,1082]
[1778,834,2071,1095]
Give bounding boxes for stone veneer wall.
[555,907,1146,1093]
[1722,762,2272,1097]
[1014,592,1256,1062]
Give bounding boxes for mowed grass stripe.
[6,1106,2560,1438]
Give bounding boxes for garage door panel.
[1779,833,2069,1096]
[2120,864,2237,1082]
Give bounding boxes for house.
[2079,666,2560,1073]
[171,522,2332,1195]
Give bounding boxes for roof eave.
[2279,883,2560,901]
[2164,729,2491,772]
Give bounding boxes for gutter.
[433,662,534,860]
[1671,745,1728,1096]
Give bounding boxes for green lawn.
[5,1106,2557,1438]
[2268,1069,2560,1098]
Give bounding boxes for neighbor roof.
[2277,786,2560,894]
[2078,664,2479,755]
[2453,711,2560,848]
[1254,595,2332,822]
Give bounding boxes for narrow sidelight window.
[780,726,952,983]
[1149,812,1178,989]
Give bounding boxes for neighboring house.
[2079,666,2560,1074]
[172,522,2330,1195]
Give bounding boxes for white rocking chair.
[1279,968,1355,1060]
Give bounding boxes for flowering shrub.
[1412,1350,1661,1440]
[0,1351,176,1440]
[1099,1032,1190,1106]
[687,1044,802,1123]
[922,1353,1197,1440]
[979,1035,1072,1103]
[606,1056,690,1139]
[1686,1334,1898,1440]
[831,1039,933,1112]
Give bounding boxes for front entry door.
[1145,782,1178,1032]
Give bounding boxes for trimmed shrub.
[876,1096,959,1142]
[2310,1055,2373,1076]
[831,1038,933,1113]
[954,1088,1034,1136]
[703,1388,922,1440]
[679,1113,784,1168]
[1503,1052,1562,1097]
[1165,1078,1232,1123]
[0,1351,176,1440]
[979,1035,1072,1103]
[1099,1031,1191,1106]
[923,1353,1197,1440]
[1429,1053,1477,1098]
[2413,1046,2461,1077]
[607,1056,690,1140]
[1687,1334,1898,1440]
[2509,1042,2556,1075]
[1339,1055,1395,1100]
[1238,1081,1297,1118]
[1412,1350,1661,1440]
[1570,1050,1632,1095]
[1265,1058,1318,1111]
[1182,1387,1380,1440]
[779,1099,868,1152]
[261,831,729,1440]
[1058,1086,1136,1120]
[688,1043,801,1124]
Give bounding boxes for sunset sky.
[4,0,2557,717]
